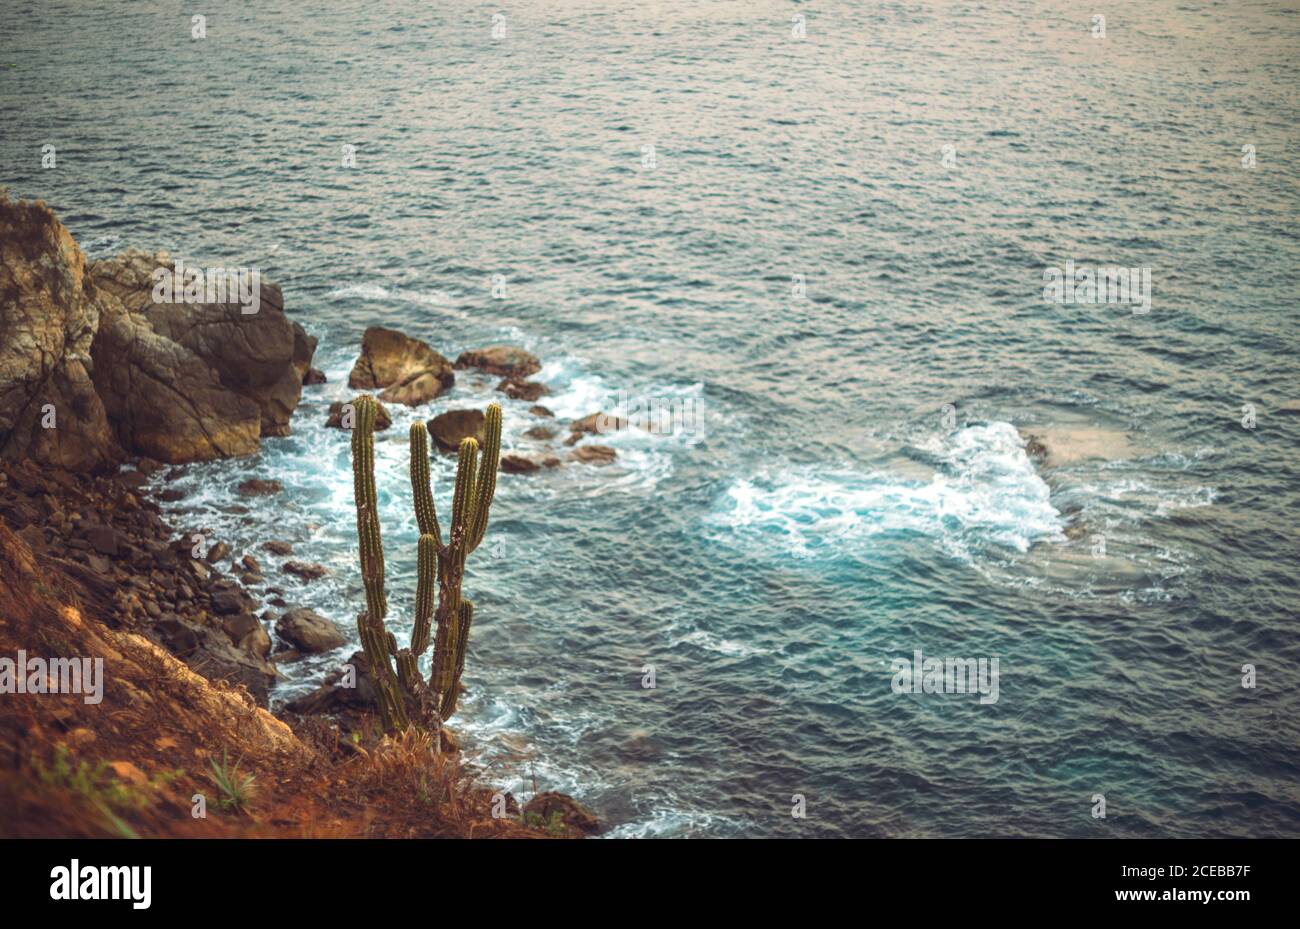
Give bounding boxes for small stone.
[206,542,231,563]
[496,377,550,402]
[283,561,329,581]
[500,454,540,474]
[455,346,541,379]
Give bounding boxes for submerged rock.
[237,478,283,496]
[283,561,329,581]
[348,326,454,407]
[500,454,541,474]
[569,411,628,440]
[497,377,550,402]
[569,445,617,465]
[455,346,541,379]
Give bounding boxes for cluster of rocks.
[0,193,318,472]
[327,326,622,472]
[0,456,348,708]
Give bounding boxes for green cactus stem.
[349,395,504,734]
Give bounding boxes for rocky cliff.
[0,193,315,469]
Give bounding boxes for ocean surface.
[3,1,1299,836]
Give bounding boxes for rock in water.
[237,478,283,496]
[500,454,541,474]
[427,409,486,453]
[521,792,602,835]
[347,326,454,407]
[275,607,346,653]
[569,445,617,465]
[496,377,550,401]
[455,346,541,379]
[282,561,329,581]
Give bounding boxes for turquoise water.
[3,1,1299,836]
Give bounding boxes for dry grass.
[0,520,549,840]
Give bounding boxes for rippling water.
[3,1,1299,836]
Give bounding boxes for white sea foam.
[710,422,1066,559]
[326,282,464,315]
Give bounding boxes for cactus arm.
[358,613,407,732]
[441,599,475,718]
[467,404,502,552]
[409,422,442,546]
[352,397,387,623]
[450,436,479,547]
[410,533,438,656]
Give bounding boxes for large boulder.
[2,196,316,467]
[0,195,120,472]
[90,249,313,439]
[427,409,485,453]
[455,346,540,379]
[90,288,263,462]
[275,607,346,654]
[348,327,454,407]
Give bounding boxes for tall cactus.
[350,397,503,735]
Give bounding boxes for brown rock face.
[427,409,485,453]
[89,289,263,462]
[0,195,316,467]
[0,196,119,472]
[455,346,541,379]
[91,250,313,440]
[348,327,453,407]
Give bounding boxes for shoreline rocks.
[0,194,316,470]
[0,457,280,705]
[348,326,454,407]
